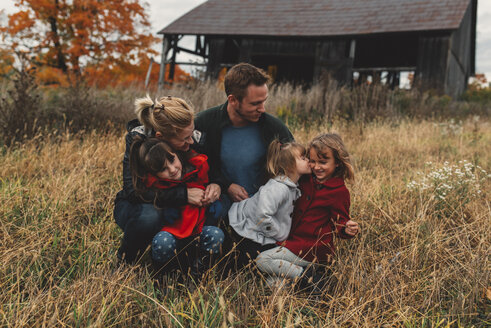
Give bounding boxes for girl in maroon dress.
[256,133,359,290]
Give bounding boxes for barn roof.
[158,0,472,36]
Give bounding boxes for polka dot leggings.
[152,226,225,264]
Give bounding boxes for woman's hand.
[187,188,205,206]
[202,183,221,206]
[344,220,359,236]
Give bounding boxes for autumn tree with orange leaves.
[1,0,160,87]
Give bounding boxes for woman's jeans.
[114,200,165,263]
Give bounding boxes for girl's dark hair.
[266,140,306,179]
[129,136,180,198]
[309,133,354,181]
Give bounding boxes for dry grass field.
[1,118,489,327]
[0,79,490,327]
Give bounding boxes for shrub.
[0,69,41,145]
[462,87,491,104]
[43,85,135,132]
[0,74,137,146]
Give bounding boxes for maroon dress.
[279,175,354,263]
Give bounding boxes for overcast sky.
[2,0,491,78]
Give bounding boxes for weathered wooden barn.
[157,0,477,97]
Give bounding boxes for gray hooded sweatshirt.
[228,176,301,245]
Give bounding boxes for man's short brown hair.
[224,63,271,102]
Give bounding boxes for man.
[194,63,293,207]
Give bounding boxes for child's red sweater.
[145,153,208,239]
[279,175,354,263]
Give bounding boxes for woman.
[114,95,221,264]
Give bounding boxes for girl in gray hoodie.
[228,140,311,267]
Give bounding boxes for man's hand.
[344,220,359,236]
[202,183,221,206]
[228,183,249,202]
[187,188,205,206]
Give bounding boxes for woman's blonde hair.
[309,133,354,181]
[266,140,306,179]
[134,95,194,138]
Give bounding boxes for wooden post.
[158,35,169,92]
[169,35,178,81]
[349,39,356,60]
[144,58,154,89]
[347,39,356,84]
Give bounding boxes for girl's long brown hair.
[309,133,354,181]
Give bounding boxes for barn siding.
[445,0,474,97]
[250,39,317,56]
[416,35,450,93]
[314,40,352,83]
[207,38,225,76]
[239,39,253,62]
[446,54,468,97]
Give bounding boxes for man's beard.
[235,103,260,122]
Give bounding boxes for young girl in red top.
[256,133,359,287]
[130,137,224,273]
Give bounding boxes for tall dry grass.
[1,114,489,326]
